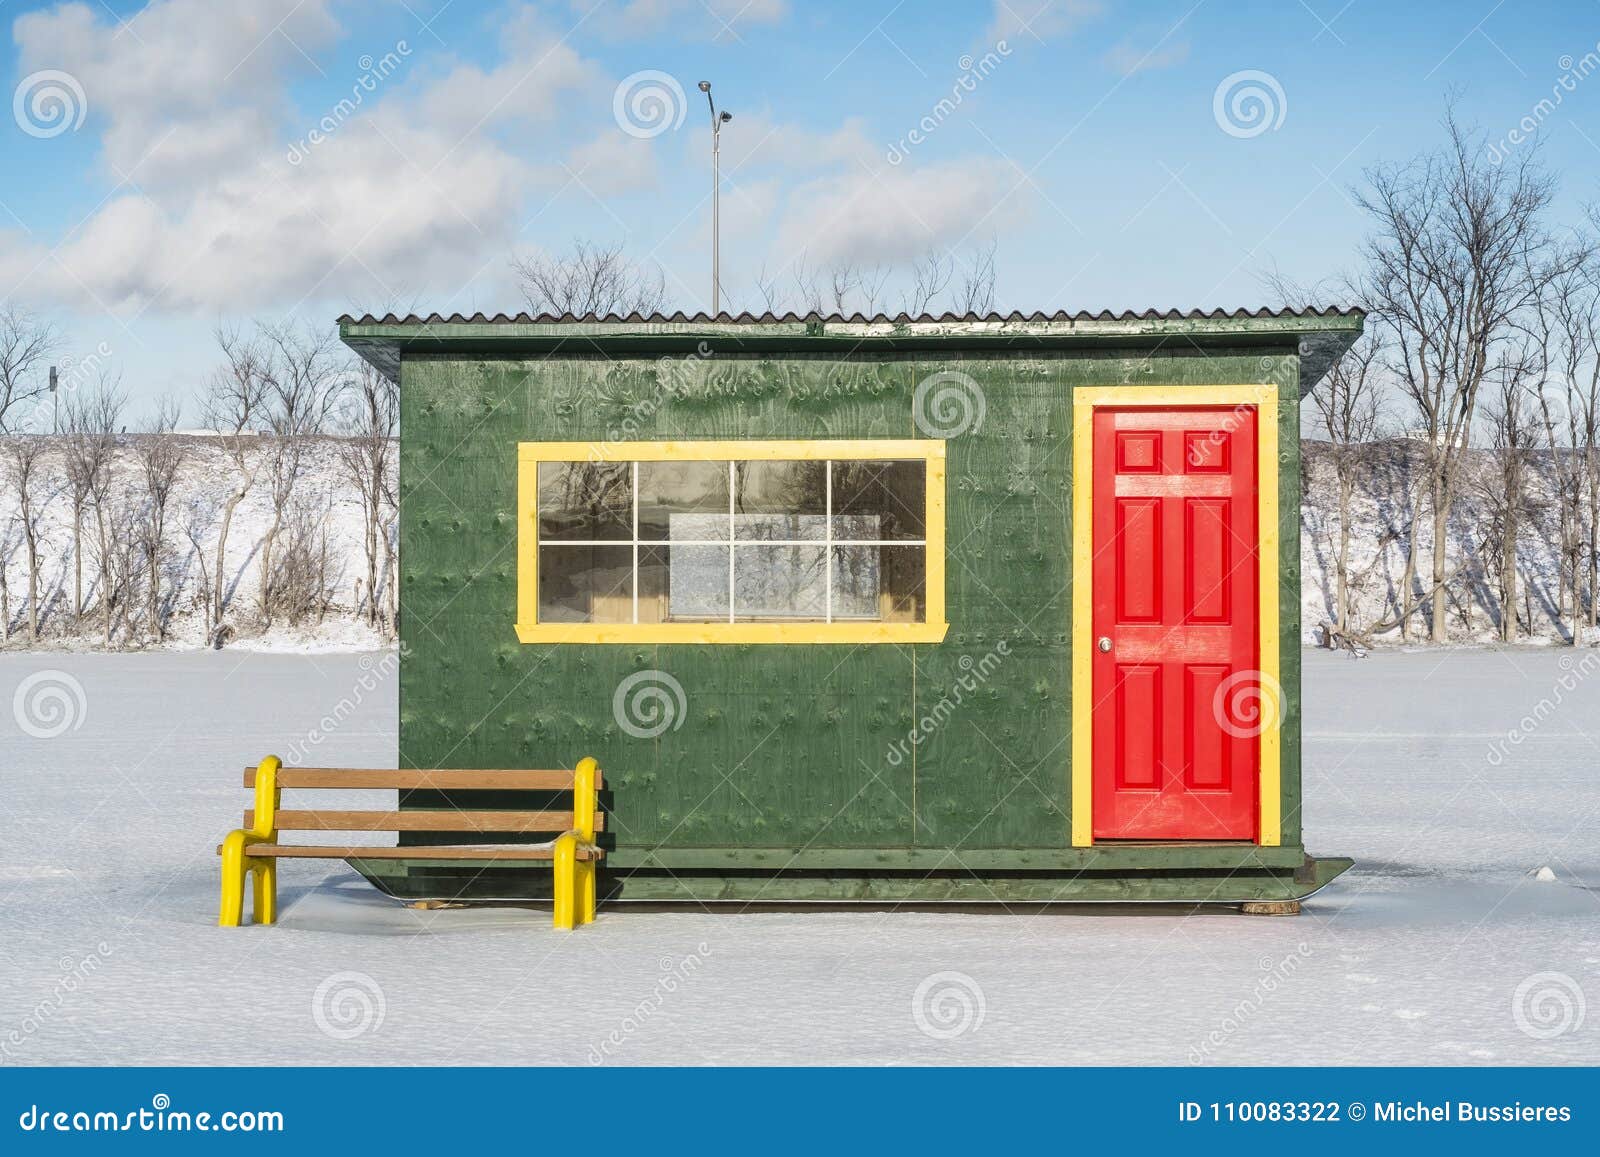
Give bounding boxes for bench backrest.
[241,760,603,841]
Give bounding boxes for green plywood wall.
[398,348,1303,857]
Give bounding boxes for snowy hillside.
[0,435,392,652]
[1301,439,1598,647]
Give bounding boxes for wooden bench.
[217,756,603,930]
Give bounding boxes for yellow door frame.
[1069,384,1281,847]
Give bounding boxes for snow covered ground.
[1,648,1597,1066]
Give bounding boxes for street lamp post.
[697,81,732,317]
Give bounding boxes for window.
[517,440,947,643]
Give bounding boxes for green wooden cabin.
[340,309,1363,905]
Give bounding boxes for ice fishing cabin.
[338,308,1363,908]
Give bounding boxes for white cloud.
[984,0,1102,46]
[771,158,1025,267]
[3,1,602,314]
[14,0,342,190]
[1104,38,1190,77]
[568,132,659,196]
[569,0,787,40]
[709,113,877,173]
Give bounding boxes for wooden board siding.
[397,348,1305,866]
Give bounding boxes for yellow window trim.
[1069,384,1282,848]
[516,438,948,645]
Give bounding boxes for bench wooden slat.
[244,809,604,833]
[229,844,601,862]
[243,767,603,790]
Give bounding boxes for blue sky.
[4,0,1600,419]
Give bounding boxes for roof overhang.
[338,309,1364,397]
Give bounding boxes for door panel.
[1090,406,1258,840]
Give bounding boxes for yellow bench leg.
[552,834,576,930]
[251,859,277,926]
[578,860,597,925]
[219,832,248,927]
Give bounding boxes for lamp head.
[697,80,711,92]
[719,110,732,123]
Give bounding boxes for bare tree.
[753,263,788,313]
[100,494,143,645]
[511,240,668,317]
[0,305,62,434]
[787,255,826,315]
[1479,350,1540,642]
[862,264,892,315]
[902,249,954,315]
[336,360,397,629]
[1355,106,1569,642]
[181,495,220,642]
[377,435,399,631]
[955,240,998,314]
[266,501,339,628]
[1315,330,1385,637]
[827,262,859,314]
[202,327,269,637]
[0,517,12,642]
[256,322,343,625]
[61,377,125,624]
[133,399,185,642]
[1532,250,1600,642]
[3,437,52,640]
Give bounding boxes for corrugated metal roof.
[338,306,1362,326]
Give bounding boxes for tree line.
[1298,108,1600,647]
[0,316,395,648]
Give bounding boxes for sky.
[3,0,1600,421]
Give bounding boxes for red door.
[1091,406,1259,840]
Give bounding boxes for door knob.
[1097,636,1113,653]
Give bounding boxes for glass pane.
[538,462,631,540]
[538,546,633,623]
[734,460,826,541]
[640,544,730,622]
[831,460,925,541]
[832,546,925,622]
[638,461,729,541]
[734,545,826,619]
